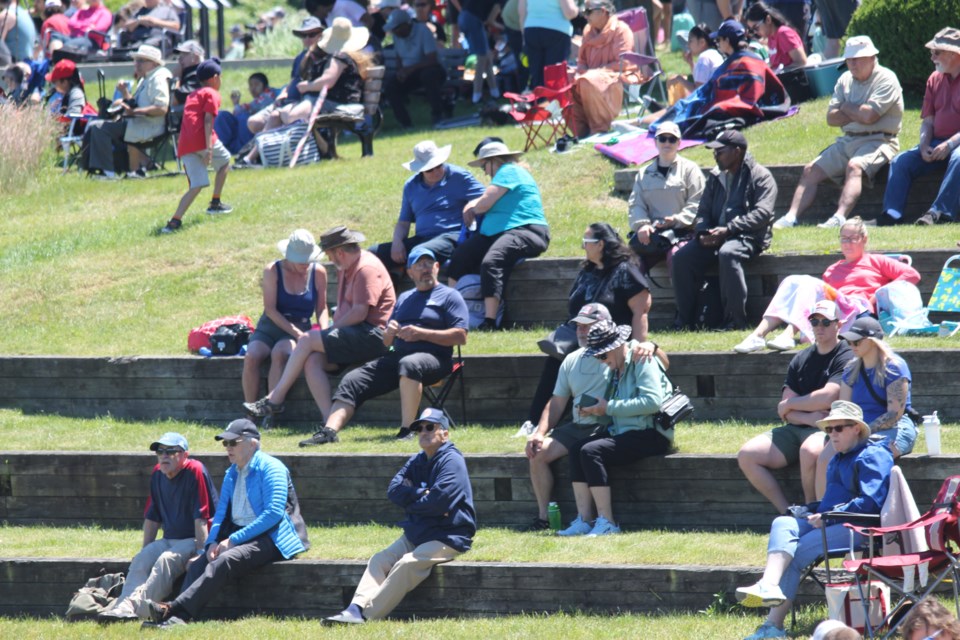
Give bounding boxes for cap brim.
[839,330,864,342]
[571,314,600,324]
[411,418,447,430]
[214,431,242,441]
[704,140,726,149]
[467,152,522,167]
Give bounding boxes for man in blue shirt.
[99,433,218,622]
[301,246,469,446]
[324,407,476,624]
[382,10,447,127]
[371,140,485,278]
[144,420,310,627]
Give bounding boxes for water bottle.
[923,412,942,455]
[198,347,212,357]
[547,502,562,531]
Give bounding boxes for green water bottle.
[547,502,562,531]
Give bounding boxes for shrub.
[846,0,960,92]
[0,104,59,194]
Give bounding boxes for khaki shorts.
[182,140,231,189]
[812,134,898,183]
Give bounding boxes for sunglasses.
[657,135,678,144]
[155,447,182,456]
[581,237,600,248]
[823,422,858,434]
[222,438,245,448]
[411,423,441,433]
[594,351,610,361]
[849,338,865,347]
[809,318,834,327]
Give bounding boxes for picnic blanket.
[595,133,705,166]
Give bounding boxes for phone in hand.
[578,394,600,409]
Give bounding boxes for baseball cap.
[215,418,262,441]
[150,432,189,451]
[572,303,613,324]
[808,300,838,321]
[174,39,205,57]
[840,316,884,342]
[710,19,746,41]
[406,246,437,268]
[705,129,748,150]
[655,121,681,139]
[410,407,450,431]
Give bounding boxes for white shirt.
[231,465,256,527]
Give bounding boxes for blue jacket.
[206,449,308,559]
[819,440,894,516]
[388,442,476,552]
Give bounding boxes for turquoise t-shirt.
[480,163,548,236]
[523,0,573,36]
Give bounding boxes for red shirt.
[177,86,220,157]
[767,25,804,70]
[822,253,921,309]
[41,14,70,50]
[921,70,960,140]
[334,250,396,327]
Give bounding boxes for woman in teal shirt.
[447,141,550,330]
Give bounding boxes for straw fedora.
[467,141,524,167]
[318,17,369,54]
[403,140,452,173]
[277,229,322,264]
[131,44,163,65]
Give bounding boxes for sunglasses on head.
[156,447,182,456]
[411,423,441,433]
[222,438,244,448]
[823,422,858,434]
[809,318,834,327]
[657,135,678,144]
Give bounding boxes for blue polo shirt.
[480,163,548,236]
[144,458,218,540]
[390,283,468,360]
[285,49,308,103]
[399,163,485,237]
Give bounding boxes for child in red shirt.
[161,58,233,234]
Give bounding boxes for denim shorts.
[869,413,917,456]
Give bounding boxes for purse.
[653,359,694,430]
[537,321,578,360]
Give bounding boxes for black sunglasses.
[823,422,857,434]
[155,447,183,456]
[595,352,610,361]
[849,338,864,347]
[411,423,441,433]
[657,135,678,144]
[222,438,245,448]
[809,318,834,327]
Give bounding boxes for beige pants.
[109,537,196,618]
[351,535,461,620]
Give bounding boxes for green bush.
[847,0,960,91]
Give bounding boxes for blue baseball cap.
[150,432,189,451]
[711,19,746,41]
[410,407,450,431]
[196,57,222,82]
[406,246,437,269]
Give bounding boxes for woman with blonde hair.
[902,599,960,640]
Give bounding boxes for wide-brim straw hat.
[467,141,524,167]
[816,400,870,438]
[277,229,322,264]
[131,44,163,65]
[403,140,452,173]
[318,17,369,54]
[583,320,632,358]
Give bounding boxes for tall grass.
[0,104,59,194]
[250,17,306,59]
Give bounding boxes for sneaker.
[735,582,787,608]
[394,426,414,440]
[524,517,551,532]
[97,601,137,623]
[489,87,500,99]
[877,211,901,227]
[915,210,940,226]
[243,396,285,418]
[513,420,537,438]
[586,515,621,536]
[772,215,796,229]
[476,318,498,332]
[817,214,845,229]
[557,515,593,537]
[299,426,339,447]
[159,218,182,235]
[141,616,187,629]
[733,334,766,354]
[765,334,796,352]
[233,157,261,170]
[744,621,787,639]
[324,606,365,625]
[143,599,170,624]
[206,202,234,215]
[125,168,147,179]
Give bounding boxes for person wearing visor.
[324,407,476,624]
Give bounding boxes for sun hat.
[150,432,188,452]
[583,320,632,357]
[410,407,450,431]
[655,121,681,139]
[131,44,163,65]
[318,17,369,54]
[403,140,452,173]
[215,418,261,441]
[44,0,63,8]
[320,225,366,252]
[467,141,524,167]
[816,400,870,438]
[843,35,880,59]
[45,59,76,82]
[840,316,884,343]
[292,16,323,36]
[278,229,322,263]
[808,299,838,321]
[173,39,205,57]
[926,27,960,55]
[384,8,413,32]
[811,619,852,640]
[406,246,437,268]
[705,129,748,149]
[572,303,613,325]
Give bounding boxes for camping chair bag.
[256,121,320,168]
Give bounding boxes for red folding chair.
[840,475,960,638]
[503,63,573,151]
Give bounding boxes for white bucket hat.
[131,44,164,65]
[277,229,321,264]
[843,35,880,59]
[318,17,369,54]
[403,140,452,173]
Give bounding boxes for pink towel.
[595,133,705,166]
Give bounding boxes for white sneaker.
[513,420,537,438]
[557,516,592,536]
[586,516,621,536]
[735,582,787,608]
[733,334,766,354]
[817,214,845,229]
[772,215,796,229]
[765,334,796,351]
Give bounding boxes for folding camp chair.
[503,63,573,152]
[839,475,960,638]
[616,6,667,115]
[927,255,960,337]
[422,345,466,428]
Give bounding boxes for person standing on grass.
[160,58,232,235]
[324,408,475,625]
[97,432,217,623]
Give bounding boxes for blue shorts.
[869,414,918,456]
[458,10,489,56]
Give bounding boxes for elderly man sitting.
[118,0,180,49]
[82,44,172,178]
[382,9,447,129]
[310,246,469,444]
[371,140,485,280]
[773,36,903,229]
[881,28,960,226]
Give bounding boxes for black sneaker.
[876,211,900,227]
[206,202,234,215]
[476,318,498,332]
[916,210,940,226]
[299,426,339,447]
[395,426,414,440]
[523,517,551,532]
[243,396,285,418]
[159,218,182,235]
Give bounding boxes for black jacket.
[695,152,778,251]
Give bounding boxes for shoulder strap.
[859,361,885,406]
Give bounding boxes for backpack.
[65,572,125,620]
[209,323,253,355]
[187,315,255,352]
[455,274,504,329]
[255,120,320,168]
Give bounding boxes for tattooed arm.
[869,377,908,432]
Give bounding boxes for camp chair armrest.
[821,511,881,526]
[619,52,658,67]
[845,510,952,537]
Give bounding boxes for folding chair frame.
[504,63,573,152]
[422,345,466,428]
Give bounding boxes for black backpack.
[209,323,252,355]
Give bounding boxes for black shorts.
[333,350,452,408]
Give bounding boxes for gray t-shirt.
[394,21,438,68]
[553,347,612,425]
